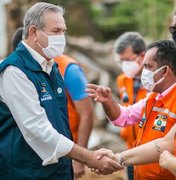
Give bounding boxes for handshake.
[86,148,124,175]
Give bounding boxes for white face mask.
[122,60,140,78]
[141,66,166,91]
[38,30,66,59]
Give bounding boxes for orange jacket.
[55,55,80,142]
[174,135,176,180]
[134,86,176,180]
[117,74,147,149]
[175,134,176,156]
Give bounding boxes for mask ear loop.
[39,29,48,37]
[37,29,48,49]
[152,66,167,87]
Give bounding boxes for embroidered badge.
[120,87,129,103]
[57,87,62,94]
[40,82,52,102]
[152,114,167,132]
[139,113,146,128]
[41,87,47,93]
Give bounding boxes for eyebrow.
[52,27,67,31]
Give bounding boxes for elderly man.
[86,40,176,180]
[0,2,122,179]
[12,27,94,180]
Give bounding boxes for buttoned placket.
[41,60,54,74]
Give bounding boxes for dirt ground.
[80,167,127,180]
[79,125,128,180]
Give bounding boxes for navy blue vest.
[0,43,73,180]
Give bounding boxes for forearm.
[77,116,93,147]
[68,144,92,166]
[165,158,176,176]
[119,138,171,166]
[74,98,93,147]
[102,98,121,121]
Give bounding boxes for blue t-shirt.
[64,64,88,101]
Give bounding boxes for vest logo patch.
[41,93,52,102]
[57,87,62,94]
[41,93,53,102]
[139,113,146,128]
[40,82,53,102]
[152,114,167,132]
[41,87,47,93]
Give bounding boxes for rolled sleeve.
[42,134,74,166]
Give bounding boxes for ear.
[140,52,145,59]
[28,25,37,42]
[138,52,145,65]
[162,66,169,77]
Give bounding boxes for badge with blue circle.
[152,114,167,132]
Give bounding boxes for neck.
[157,77,176,93]
[24,39,50,60]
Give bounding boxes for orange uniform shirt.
[134,86,176,180]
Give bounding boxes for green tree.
[89,0,173,40]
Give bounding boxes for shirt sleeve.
[112,98,147,127]
[64,64,88,101]
[0,66,74,166]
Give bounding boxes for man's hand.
[86,84,121,121]
[96,148,118,161]
[159,150,174,169]
[85,84,112,103]
[73,161,85,179]
[87,148,123,175]
[90,148,122,175]
[68,144,123,176]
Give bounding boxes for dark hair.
[147,40,176,75]
[12,27,23,50]
[114,32,146,55]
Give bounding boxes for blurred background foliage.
[2,0,176,133]
[41,0,174,41]
[4,0,175,54]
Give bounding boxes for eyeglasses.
[129,55,139,61]
[120,54,139,62]
[169,26,176,33]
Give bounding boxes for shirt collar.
[22,41,54,74]
[155,83,176,100]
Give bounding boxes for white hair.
[23,2,64,39]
